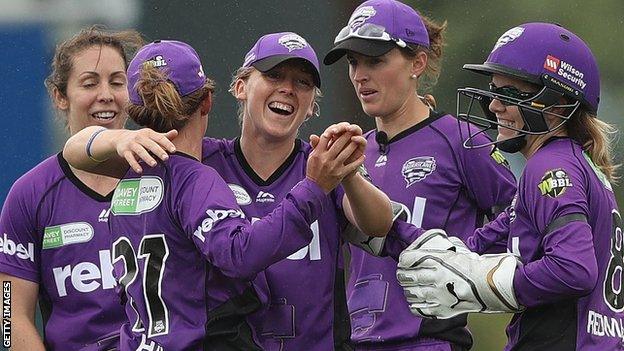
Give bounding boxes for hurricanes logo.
[243,52,256,67]
[402,157,436,188]
[348,6,376,30]
[278,34,308,52]
[490,148,510,168]
[538,169,572,198]
[492,26,525,52]
[143,55,167,69]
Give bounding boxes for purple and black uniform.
[0,154,125,350]
[469,138,624,350]
[202,137,351,351]
[109,152,326,350]
[349,112,517,349]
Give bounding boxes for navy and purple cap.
[243,32,321,88]
[464,22,600,113]
[324,0,430,65]
[128,40,206,105]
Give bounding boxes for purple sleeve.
[514,220,597,307]
[176,167,326,279]
[512,159,596,307]
[0,181,40,283]
[380,220,426,260]
[467,208,511,254]
[459,143,516,212]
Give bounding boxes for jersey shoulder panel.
[202,137,233,161]
[9,154,66,206]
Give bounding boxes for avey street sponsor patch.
[43,222,94,249]
[111,177,164,215]
[538,168,572,198]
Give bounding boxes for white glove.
[396,230,523,319]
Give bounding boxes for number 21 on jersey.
[113,234,170,338]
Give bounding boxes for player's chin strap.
[342,200,407,256]
[396,229,524,319]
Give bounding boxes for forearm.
[467,211,510,254]
[380,220,426,260]
[63,126,134,179]
[63,127,120,170]
[513,221,597,307]
[206,178,326,279]
[0,275,43,350]
[342,173,392,236]
[8,318,45,351]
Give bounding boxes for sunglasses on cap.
[334,23,407,48]
[488,83,540,106]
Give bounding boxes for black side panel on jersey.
[204,286,263,350]
[511,299,577,351]
[420,314,473,350]
[333,267,354,351]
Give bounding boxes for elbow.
[575,261,598,295]
[559,257,598,296]
[361,205,393,237]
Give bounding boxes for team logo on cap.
[243,52,256,67]
[349,6,376,30]
[278,34,308,52]
[492,26,525,52]
[402,156,436,187]
[538,168,572,198]
[144,55,168,68]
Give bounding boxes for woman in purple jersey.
[324,0,517,350]
[398,23,623,351]
[212,32,394,350]
[66,32,395,350]
[64,38,391,349]
[0,27,142,350]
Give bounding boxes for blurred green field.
[469,313,513,350]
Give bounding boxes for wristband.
[86,128,109,163]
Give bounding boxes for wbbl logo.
[278,34,308,52]
[538,168,572,198]
[402,157,436,188]
[143,55,167,69]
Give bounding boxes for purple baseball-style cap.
[128,40,206,105]
[324,0,430,65]
[243,32,321,88]
[464,22,600,113]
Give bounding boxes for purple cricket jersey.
[202,137,350,351]
[491,138,623,351]
[349,112,517,349]
[108,152,326,350]
[0,153,125,350]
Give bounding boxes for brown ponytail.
[128,63,215,132]
[399,14,447,93]
[566,110,620,183]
